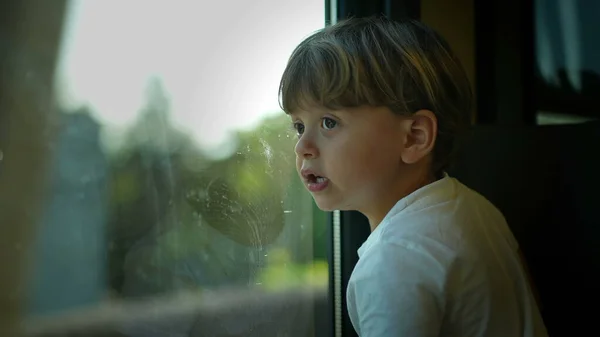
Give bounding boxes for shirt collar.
[357,173,456,257]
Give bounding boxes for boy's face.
[290,106,414,214]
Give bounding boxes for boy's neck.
[364,168,438,232]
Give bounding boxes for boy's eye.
[293,122,305,136]
[321,117,337,130]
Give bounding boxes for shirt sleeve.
[347,240,447,337]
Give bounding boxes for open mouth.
[303,173,329,192]
[306,174,327,184]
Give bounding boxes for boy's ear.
[400,109,437,165]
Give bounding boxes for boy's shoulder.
[347,177,545,337]
[357,175,515,268]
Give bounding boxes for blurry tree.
[106,78,319,299]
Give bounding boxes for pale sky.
[55,0,324,150]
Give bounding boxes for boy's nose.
[295,135,319,159]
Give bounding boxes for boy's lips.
[300,168,330,192]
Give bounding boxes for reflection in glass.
[22,1,327,336]
[535,0,600,119]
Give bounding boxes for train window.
[535,0,600,124]
[16,0,328,336]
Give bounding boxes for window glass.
[21,1,327,335]
[535,0,600,121]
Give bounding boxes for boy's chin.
[312,196,343,212]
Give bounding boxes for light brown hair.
[279,16,473,175]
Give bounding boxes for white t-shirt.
[346,175,548,337]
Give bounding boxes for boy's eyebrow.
[288,111,301,120]
[288,105,345,119]
[288,110,310,118]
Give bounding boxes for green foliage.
[103,79,328,296]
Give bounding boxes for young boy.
[279,17,548,337]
